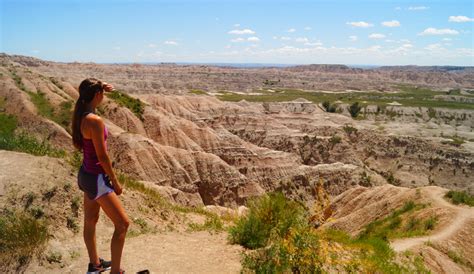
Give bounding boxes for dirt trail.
[29,230,243,273]
[390,187,474,252]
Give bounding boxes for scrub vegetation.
[228,193,431,272]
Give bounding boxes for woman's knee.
[114,217,130,233]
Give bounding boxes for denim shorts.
[77,165,114,200]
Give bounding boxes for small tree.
[322,101,330,111]
[348,102,361,118]
[322,101,336,113]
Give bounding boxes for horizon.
[1,0,473,66]
[7,53,474,68]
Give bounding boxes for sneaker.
[86,258,112,273]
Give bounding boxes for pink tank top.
[82,112,108,174]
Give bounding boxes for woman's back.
[81,112,108,174]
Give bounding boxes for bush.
[329,135,342,146]
[424,216,437,230]
[106,90,145,121]
[0,113,17,136]
[445,190,474,206]
[0,131,65,158]
[358,201,431,240]
[348,102,362,118]
[242,226,322,273]
[342,124,358,136]
[0,113,66,157]
[0,211,49,272]
[188,214,224,233]
[28,91,72,130]
[322,101,336,113]
[232,194,415,272]
[228,192,307,249]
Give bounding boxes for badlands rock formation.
[2,53,473,94]
[1,54,473,208]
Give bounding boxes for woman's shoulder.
[83,113,104,128]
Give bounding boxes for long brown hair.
[72,78,104,150]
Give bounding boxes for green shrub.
[67,150,83,170]
[348,102,361,118]
[329,135,342,146]
[189,89,207,95]
[358,201,431,240]
[424,216,437,230]
[49,77,64,90]
[56,101,73,130]
[427,107,437,119]
[0,113,17,136]
[10,70,28,92]
[342,124,358,136]
[29,207,45,219]
[0,131,65,158]
[0,211,49,272]
[188,214,224,233]
[231,193,415,272]
[445,190,474,206]
[28,91,72,130]
[106,90,145,121]
[71,196,81,217]
[228,192,307,249]
[242,226,322,273]
[66,216,79,233]
[322,101,336,113]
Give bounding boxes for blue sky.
[1,0,473,65]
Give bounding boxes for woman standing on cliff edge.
[72,78,129,274]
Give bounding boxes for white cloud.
[280,36,291,41]
[231,37,245,43]
[418,28,459,36]
[147,43,157,48]
[304,41,323,46]
[425,43,444,51]
[408,6,429,10]
[346,21,373,28]
[287,28,296,33]
[368,45,382,51]
[382,20,401,27]
[304,26,312,31]
[349,35,358,42]
[228,29,256,35]
[449,16,474,22]
[395,6,401,10]
[442,38,452,41]
[247,36,260,42]
[295,37,309,43]
[369,33,386,39]
[113,46,121,51]
[164,40,178,45]
[234,23,241,27]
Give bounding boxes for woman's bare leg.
[96,192,129,274]
[83,193,101,266]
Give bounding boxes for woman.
[72,78,129,274]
